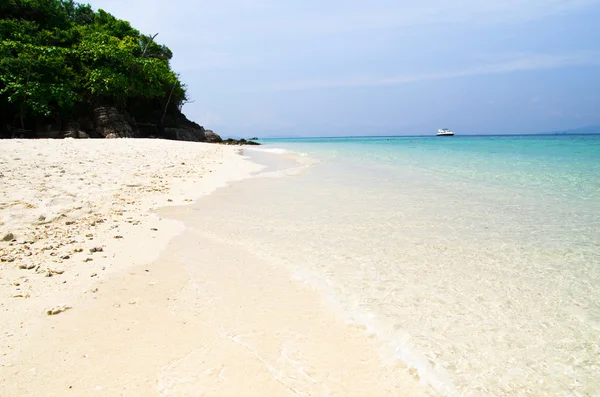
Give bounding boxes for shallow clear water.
[261,135,600,201]
[195,135,600,396]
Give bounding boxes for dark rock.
[136,123,160,138]
[204,130,223,143]
[221,138,260,146]
[93,107,134,138]
[164,127,207,142]
[8,128,35,139]
[122,111,134,124]
[123,112,140,137]
[79,117,95,133]
[159,127,227,144]
[2,100,228,144]
[62,122,78,138]
[36,123,62,139]
[62,121,90,139]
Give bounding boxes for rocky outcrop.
[28,121,90,139]
[63,122,89,139]
[221,138,260,146]
[36,123,62,139]
[164,127,207,142]
[135,122,159,138]
[1,104,237,143]
[204,130,222,143]
[93,107,134,138]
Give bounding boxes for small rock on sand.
[18,263,36,270]
[45,305,71,316]
[2,232,15,242]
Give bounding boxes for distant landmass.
[539,125,600,135]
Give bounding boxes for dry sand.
[0,139,425,396]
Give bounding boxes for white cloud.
[236,0,600,35]
[267,52,600,91]
[89,0,600,37]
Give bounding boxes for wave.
[246,146,309,157]
[247,147,291,154]
[290,266,462,397]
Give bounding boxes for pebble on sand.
[45,305,72,316]
[18,263,36,270]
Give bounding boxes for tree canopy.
[0,0,187,133]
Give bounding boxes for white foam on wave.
[290,266,462,397]
[245,146,309,157]
[247,147,291,154]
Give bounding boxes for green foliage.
[0,40,78,117]
[0,0,187,129]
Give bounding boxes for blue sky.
[89,0,600,137]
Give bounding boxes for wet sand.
[0,140,424,396]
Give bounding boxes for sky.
[88,0,600,137]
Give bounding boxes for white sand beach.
[0,139,425,396]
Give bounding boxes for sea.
[197,134,600,396]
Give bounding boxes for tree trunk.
[141,33,159,58]
[161,81,177,125]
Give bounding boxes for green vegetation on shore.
[0,0,201,139]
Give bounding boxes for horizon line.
[251,132,600,140]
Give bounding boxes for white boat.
[437,128,455,136]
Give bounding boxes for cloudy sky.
[89,0,600,137]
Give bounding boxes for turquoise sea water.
[260,134,600,202]
[197,134,600,396]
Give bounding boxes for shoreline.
[0,139,426,396]
[0,139,264,394]
[181,136,600,396]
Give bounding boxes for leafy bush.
[0,0,187,131]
